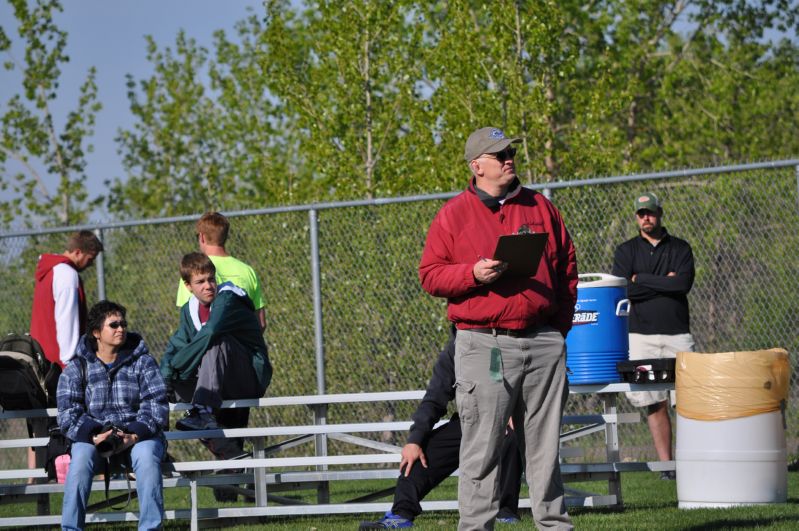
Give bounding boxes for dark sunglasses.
[108,320,128,330]
[484,147,517,162]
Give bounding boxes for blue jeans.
[62,438,165,531]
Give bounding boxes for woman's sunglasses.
[108,320,128,330]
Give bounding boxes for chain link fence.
[1,160,797,468]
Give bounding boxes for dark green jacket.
[160,282,272,394]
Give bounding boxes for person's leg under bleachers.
[360,415,462,529]
[497,425,523,522]
[393,414,462,520]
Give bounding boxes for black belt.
[468,326,540,338]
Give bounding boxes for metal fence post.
[795,165,799,207]
[93,228,106,300]
[309,208,329,503]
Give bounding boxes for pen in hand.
[474,255,507,283]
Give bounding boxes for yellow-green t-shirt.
[176,255,265,310]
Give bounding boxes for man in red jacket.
[419,127,578,531]
[30,230,103,368]
[28,230,103,473]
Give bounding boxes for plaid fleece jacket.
[57,332,169,443]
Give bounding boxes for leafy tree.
[597,0,799,171]
[107,0,799,218]
[0,0,101,227]
[111,0,432,216]
[110,32,222,217]
[109,26,300,218]
[420,0,630,183]
[260,0,431,199]
[641,35,799,165]
[3,1,799,223]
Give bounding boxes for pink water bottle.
[55,454,71,484]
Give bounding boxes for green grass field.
[1,470,797,529]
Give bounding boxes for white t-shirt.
[51,263,81,364]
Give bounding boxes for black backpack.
[0,333,55,411]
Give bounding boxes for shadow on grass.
[682,514,799,530]
[570,506,625,517]
[571,501,671,518]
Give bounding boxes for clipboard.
[492,232,548,276]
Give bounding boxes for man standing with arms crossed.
[419,127,578,530]
[612,192,695,480]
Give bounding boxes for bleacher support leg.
[190,474,198,531]
[253,437,267,506]
[32,419,51,516]
[312,404,330,504]
[602,393,623,507]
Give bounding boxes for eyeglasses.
[482,147,517,163]
[108,320,128,330]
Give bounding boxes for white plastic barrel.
[676,410,788,508]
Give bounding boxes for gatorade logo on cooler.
[572,311,599,325]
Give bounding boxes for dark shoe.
[496,507,521,523]
[660,470,676,480]
[212,486,238,502]
[359,511,413,529]
[175,408,219,431]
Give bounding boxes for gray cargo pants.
[193,335,260,409]
[455,327,572,531]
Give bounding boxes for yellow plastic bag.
[676,348,790,421]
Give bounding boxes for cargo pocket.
[454,380,479,427]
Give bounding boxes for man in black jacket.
[359,331,523,529]
[612,192,695,479]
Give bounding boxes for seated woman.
[57,300,169,531]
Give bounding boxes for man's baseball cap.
[634,192,661,212]
[464,127,521,161]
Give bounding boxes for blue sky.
[0,0,262,213]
